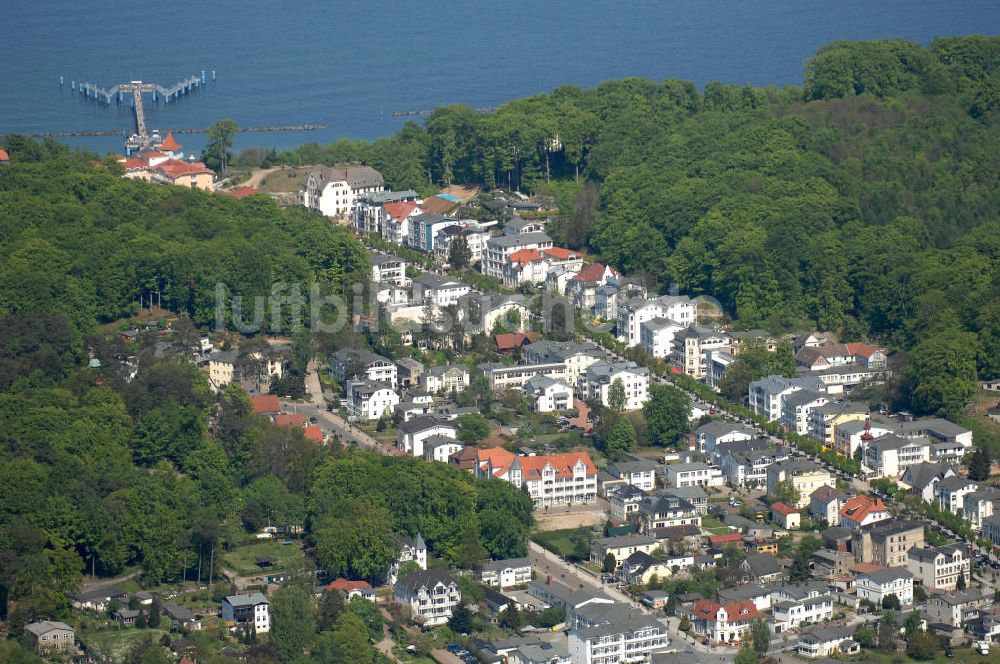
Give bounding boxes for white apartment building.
[482,232,553,281]
[856,568,914,607]
[396,416,459,457]
[506,452,598,508]
[371,253,410,286]
[665,463,724,488]
[480,362,568,391]
[907,545,969,591]
[479,558,533,589]
[606,460,658,491]
[935,476,979,514]
[770,582,835,632]
[330,349,397,387]
[301,164,384,218]
[346,380,399,421]
[423,436,464,464]
[522,340,605,387]
[637,494,702,532]
[387,534,427,585]
[863,434,931,478]
[670,325,733,379]
[421,365,470,394]
[618,295,695,347]
[780,390,830,436]
[394,569,462,627]
[354,190,418,236]
[408,213,463,252]
[567,616,670,664]
[579,361,650,411]
[693,420,756,456]
[221,594,270,634]
[207,350,237,390]
[412,273,471,307]
[639,318,686,358]
[524,375,575,413]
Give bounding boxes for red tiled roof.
[692,598,759,623]
[508,248,544,267]
[771,501,797,516]
[478,447,516,476]
[160,132,181,152]
[223,186,258,198]
[154,158,213,179]
[0,149,11,162]
[144,151,168,158]
[542,247,577,260]
[384,201,419,221]
[846,342,878,358]
[304,425,324,443]
[839,495,886,522]
[494,331,539,351]
[516,451,596,480]
[276,413,308,428]
[251,395,281,415]
[326,578,373,593]
[123,158,149,170]
[708,533,744,546]
[572,262,615,284]
[419,196,458,215]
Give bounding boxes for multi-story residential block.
[594,277,647,321]
[524,375,575,412]
[637,494,702,533]
[434,223,495,266]
[522,340,605,387]
[504,452,598,507]
[856,568,914,607]
[907,545,969,591]
[345,379,399,420]
[567,615,670,664]
[396,358,425,388]
[639,318,687,358]
[935,476,979,514]
[408,213,461,252]
[863,434,931,478]
[839,495,890,531]
[381,199,424,245]
[353,190,418,236]
[396,416,458,457]
[395,569,462,626]
[479,558,533,589]
[479,361,568,390]
[617,551,674,586]
[797,363,888,396]
[606,460,658,491]
[766,461,834,509]
[720,448,780,488]
[387,534,427,585]
[781,390,830,436]
[748,375,811,422]
[370,252,411,286]
[207,349,238,390]
[808,400,868,445]
[809,485,850,526]
[670,325,733,379]
[495,245,582,288]
[222,593,270,633]
[705,351,736,390]
[984,514,1000,548]
[833,418,894,459]
[423,436,464,464]
[483,232,554,280]
[690,599,759,644]
[770,581,834,632]
[925,589,990,627]
[300,164,385,218]
[589,535,659,568]
[421,365,470,394]
[852,519,924,567]
[693,420,756,455]
[330,349,397,387]
[579,361,650,411]
[412,273,471,307]
[607,484,647,523]
[962,487,1000,531]
[718,584,773,612]
[665,463,724,488]
[617,295,696,347]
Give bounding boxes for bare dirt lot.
[533,506,606,531]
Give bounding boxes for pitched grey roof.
[480,557,532,572]
[25,621,73,635]
[799,626,853,644]
[163,604,195,621]
[859,568,913,584]
[869,433,929,452]
[593,535,656,549]
[308,164,384,190]
[719,584,770,603]
[607,460,657,476]
[695,419,755,438]
[783,389,826,409]
[937,475,978,492]
[398,415,456,434]
[486,232,552,248]
[902,462,956,490]
[362,189,418,204]
[742,553,782,577]
[396,568,457,594]
[810,485,849,503]
[225,593,268,607]
[370,252,407,266]
[865,519,923,537]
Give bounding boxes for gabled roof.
[398,415,456,435]
[810,485,849,504]
[691,598,758,622]
[515,452,596,480]
[304,425,324,443]
[858,568,913,584]
[839,495,887,522]
[396,568,457,593]
[327,578,373,593]
[275,413,308,428]
[25,620,73,635]
[160,131,181,151]
[494,331,539,351]
[771,501,798,516]
[478,447,516,476]
[742,552,782,577]
[154,158,214,178]
[572,262,615,284]
[383,200,419,221]
[708,533,743,547]
[225,593,268,607]
[251,394,281,414]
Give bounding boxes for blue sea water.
[1,0,998,156]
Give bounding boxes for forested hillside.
[273,36,1000,415]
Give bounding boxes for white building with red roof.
[690,598,759,644]
[497,246,583,288]
[569,263,621,314]
[159,132,183,159]
[839,495,890,531]
[512,452,597,507]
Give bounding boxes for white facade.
[864,435,931,478]
[856,569,913,607]
[423,436,464,464]
[506,453,597,508]
[395,570,462,627]
[781,391,830,436]
[301,165,384,218]
[907,546,969,591]
[524,375,575,413]
[666,463,724,488]
[567,618,670,664]
[221,594,270,634]
[346,380,400,421]
[482,232,553,280]
[579,361,650,411]
[480,559,533,589]
[639,318,686,358]
[397,417,459,457]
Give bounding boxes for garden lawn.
[700,516,731,535]
[79,628,169,660]
[224,539,307,576]
[531,529,579,559]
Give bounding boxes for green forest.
[271,36,1000,416]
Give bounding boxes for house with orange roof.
[708,532,745,549]
[160,131,183,158]
[275,413,308,428]
[0,148,11,164]
[151,158,214,190]
[475,447,516,479]
[325,578,375,601]
[568,263,621,314]
[691,598,759,643]
[496,245,583,288]
[506,451,597,507]
[771,501,801,530]
[251,395,281,419]
[304,425,324,443]
[221,186,258,199]
[839,495,889,531]
[353,190,418,240]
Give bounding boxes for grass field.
[79,628,169,660]
[256,167,312,193]
[224,539,307,576]
[531,528,582,559]
[849,646,1000,663]
[700,515,731,535]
